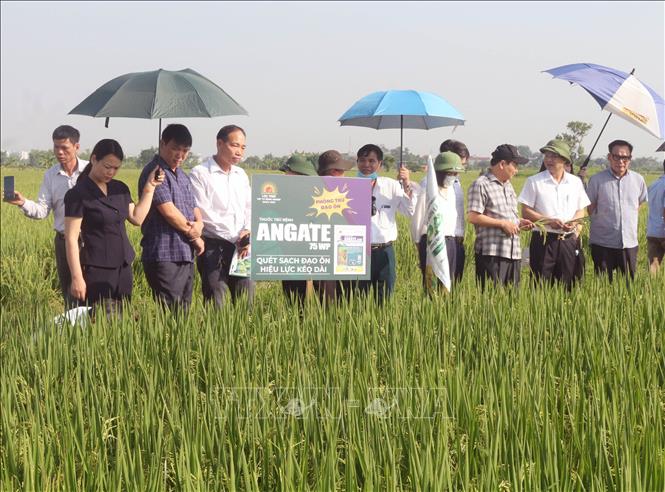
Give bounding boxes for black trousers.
[475,254,521,289]
[54,232,82,309]
[354,243,396,303]
[529,231,582,288]
[143,261,194,312]
[418,235,465,290]
[590,244,638,282]
[197,237,255,308]
[83,262,132,317]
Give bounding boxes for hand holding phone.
[3,176,16,201]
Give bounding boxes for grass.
[1,167,663,490]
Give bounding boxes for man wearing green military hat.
[280,154,318,176]
[518,139,590,288]
[411,151,467,291]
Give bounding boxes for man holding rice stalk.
[467,144,534,288]
[518,139,590,288]
[586,140,648,282]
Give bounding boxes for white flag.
[424,155,451,292]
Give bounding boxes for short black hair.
[52,125,80,144]
[357,144,383,161]
[217,125,246,142]
[439,139,469,159]
[608,139,633,154]
[161,124,192,147]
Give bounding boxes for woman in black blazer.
[64,139,163,316]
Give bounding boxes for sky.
[1,1,664,160]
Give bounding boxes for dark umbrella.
[69,68,248,144]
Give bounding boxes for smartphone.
[155,167,163,180]
[3,176,15,201]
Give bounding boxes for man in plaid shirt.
[467,144,534,288]
[139,124,204,312]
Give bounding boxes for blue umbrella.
[544,63,665,166]
[338,90,465,166]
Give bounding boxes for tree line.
[2,122,663,171]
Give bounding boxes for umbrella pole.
[399,116,407,190]
[580,113,612,169]
[580,68,635,169]
[158,118,162,148]
[400,116,404,167]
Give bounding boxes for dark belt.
[445,236,464,244]
[533,230,573,241]
[203,236,235,248]
[371,241,393,250]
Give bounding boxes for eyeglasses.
[610,154,632,162]
[371,195,377,216]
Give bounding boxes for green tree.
[556,121,592,166]
[138,147,158,166]
[28,149,53,168]
[383,155,395,172]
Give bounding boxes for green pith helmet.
[434,151,465,172]
[540,139,572,164]
[280,154,317,176]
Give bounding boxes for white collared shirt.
[189,156,252,243]
[411,181,465,242]
[370,176,415,244]
[20,159,89,233]
[518,170,590,233]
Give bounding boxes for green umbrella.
[69,68,248,142]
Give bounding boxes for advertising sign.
[251,175,372,280]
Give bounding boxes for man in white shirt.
[189,125,254,307]
[354,144,414,302]
[411,151,466,290]
[518,139,590,288]
[4,125,88,307]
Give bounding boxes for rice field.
[1,167,663,491]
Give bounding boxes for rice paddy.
[1,167,663,491]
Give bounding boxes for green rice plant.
[1,167,663,490]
